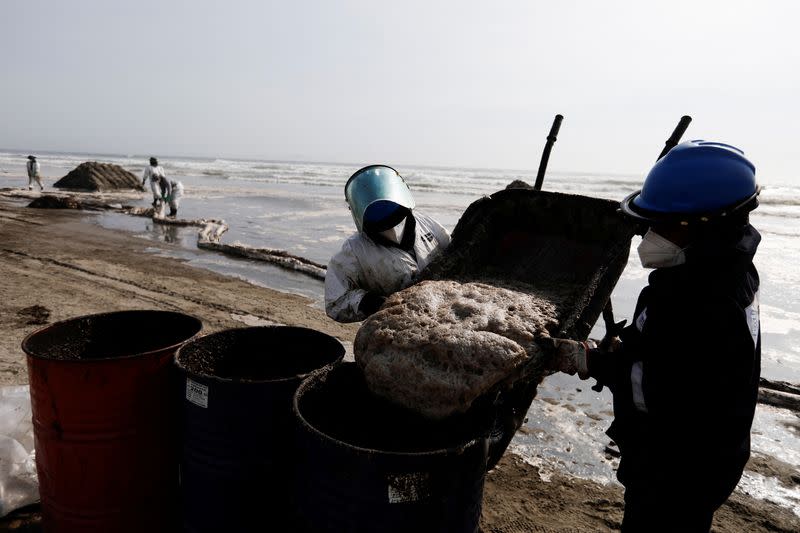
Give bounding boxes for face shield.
[344,165,415,232]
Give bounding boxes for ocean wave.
[759,197,800,207]
[758,227,800,237]
[2,151,799,205]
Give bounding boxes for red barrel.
[22,310,203,533]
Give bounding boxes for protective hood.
[345,165,415,232]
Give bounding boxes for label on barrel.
[186,379,209,408]
[386,472,431,503]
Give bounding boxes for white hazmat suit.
[142,164,167,205]
[168,180,184,217]
[26,159,43,190]
[325,212,451,322]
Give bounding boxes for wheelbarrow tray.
[422,187,636,341]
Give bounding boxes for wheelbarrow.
[420,185,636,469]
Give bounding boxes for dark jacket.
[591,224,761,507]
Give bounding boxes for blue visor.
[345,165,415,232]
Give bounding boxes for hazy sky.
[2,1,799,182]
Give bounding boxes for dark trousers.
[621,487,715,533]
[616,451,742,533]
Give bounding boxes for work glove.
[358,292,386,317]
[550,339,595,379]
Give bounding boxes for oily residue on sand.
[355,280,559,420]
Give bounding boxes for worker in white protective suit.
[26,155,43,190]
[325,165,451,323]
[142,157,167,208]
[167,180,184,218]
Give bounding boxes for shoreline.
[0,196,358,387]
[1,197,799,531]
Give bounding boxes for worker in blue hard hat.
[551,140,761,532]
[325,165,451,322]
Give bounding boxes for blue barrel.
[174,326,345,533]
[293,363,489,533]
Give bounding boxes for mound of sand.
[54,162,144,192]
[354,280,559,419]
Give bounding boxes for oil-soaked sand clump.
[355,280,559,420]
[28,195,84,210]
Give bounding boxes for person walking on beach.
[550,140,761,532]
[142,157,167,208]
[167,179,184,218]
[325,165,451,322]
[26,155,43,191]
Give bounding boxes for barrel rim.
[21,309,203,362]
[293,363,487,458]
[174,325,345,384]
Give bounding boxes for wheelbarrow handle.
[657,115,692,160]
[534,114,564,191]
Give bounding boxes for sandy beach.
[1,196,798,532]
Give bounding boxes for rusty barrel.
[22,310,203,533]
[293,363,490,533]
[174,326,344,532]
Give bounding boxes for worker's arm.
[142,167,150,186]
[325,240,373,323]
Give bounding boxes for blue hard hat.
[345,165,415,232]
[621,140,759,224]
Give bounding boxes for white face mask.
[380,218,406,244]
[637,229,686,268]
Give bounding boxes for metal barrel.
[22,310,203,533]
[174,326,345,533]
[293,363,490,533]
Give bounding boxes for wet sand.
[0,197,798,532]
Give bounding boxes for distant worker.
[142,157,167,208]
[551,141,761,532]
[153,174,172,218]
[325,165,451,322]
[26,155,43,191]
[167,179,184,218]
